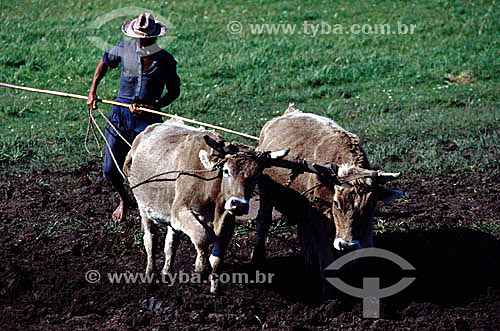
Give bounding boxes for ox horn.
[374,171,401,183]
[269,148,289,159]
[203,135,227,155]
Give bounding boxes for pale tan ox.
[254,105,402,279]
[123,120,287,293]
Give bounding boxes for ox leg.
[140,209,156,275]
[251,188,273,265]
[209,210,235,293]
[162,226,180,275]
[298,212,336,298]
[171,208,211,275]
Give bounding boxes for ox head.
[199,135,288,216]
[313,163,402,252]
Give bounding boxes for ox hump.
[284,103,302,114]
[163,119,204,132]
[284,112,343,131]
[263,107,346,137]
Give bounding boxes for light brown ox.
[123,120,287,293]
[254,105,402,278]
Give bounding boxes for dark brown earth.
[1,161,499,330]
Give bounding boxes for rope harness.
[129,151,277,190]
[86,107,130,180]
[130,169,222,190]
[129,157,227,190]
[85,106,220,184]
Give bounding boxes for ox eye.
[223,169,230,176]
[333,200,341,210]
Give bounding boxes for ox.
[253,105,402,287]
[123,120,287,293]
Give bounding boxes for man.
[87,13,180,222]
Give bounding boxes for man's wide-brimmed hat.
[122,13,167,38]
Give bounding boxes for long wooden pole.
[0,82,259,141]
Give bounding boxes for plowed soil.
[1,162,499,330]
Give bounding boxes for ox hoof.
[194,264,206,275]
[194,262,211,277]
[209,275,219,294]
[250,248,267,266]
[209,255,221,270]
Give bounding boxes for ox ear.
[313,163,339,187]
[313,163,331,175]
[313,163,340,177]
[199,149,216,169]
[375,186,403,203]
[223,142,240,155]
[204,135,226,155]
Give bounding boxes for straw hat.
[121,13,167,38]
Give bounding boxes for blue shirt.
[102,39,180,107]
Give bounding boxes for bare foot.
[112,200,127,222]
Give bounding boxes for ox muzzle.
[224,197,250,215]
[334,238,361,252]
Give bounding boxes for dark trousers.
[102,101,162,183]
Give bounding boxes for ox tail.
[122,123,160,177]
[123,149,133,177]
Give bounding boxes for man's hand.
[128,103,160,115]
[88,59,108,110]
[87,92,98,110]
[128,103,144,115]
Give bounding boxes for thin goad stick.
[0,82,260,141]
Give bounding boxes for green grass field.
[1,0,499,176]
[1,3,499,327]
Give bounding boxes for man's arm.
[87,58,109,110]
[158,64,181,108]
